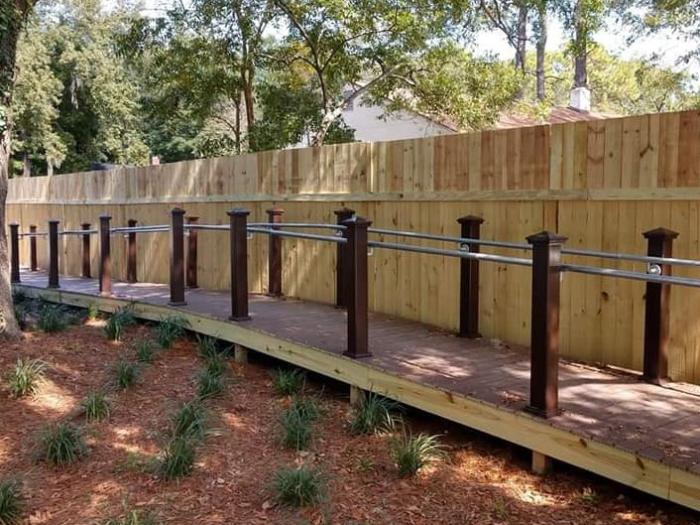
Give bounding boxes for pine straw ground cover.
[0,321,698,525]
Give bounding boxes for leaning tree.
[1,0,36,338]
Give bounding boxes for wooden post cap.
[457,215,484,225]
[643,228,679,240]
[526,231,568,245]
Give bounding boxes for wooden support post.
[266,207,283,297]
[29,225,37,271]
[9,223,20,283]
[81,223,91,278]
[526,231,566,418]
[228,208,251,321]
[349,385,366,407]
[47,220,60,289]
[342,215,371,358]
[642,227,678,385]
[334,207,355,308]
[234,343,249,364]
[169,208,187,306]
[99,215,112,296]
[127,219,137,283]
[186,216,199,289]
[457,215,484,338]
[532,451,552,475]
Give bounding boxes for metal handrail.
[561,247,700,268]
[185,224,229,231]
[248,227,346,244]
[61,229,98,235]
[18,232,47,237]
[249,222,346,231]
[562,263,700,289]
[368,227,529,251]
[368,240,532,267]
[110,226,169,234]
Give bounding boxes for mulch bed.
[0,321,698,525]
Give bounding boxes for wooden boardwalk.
[14,269,700,511]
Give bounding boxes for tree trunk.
[535,2,547,101]
[0,132,20,339]
[514,4,528,75]
[573,0,588,88]
[22,152,31,176]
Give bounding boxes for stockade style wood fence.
[7,108,700,383]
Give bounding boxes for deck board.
[13,269,700,509]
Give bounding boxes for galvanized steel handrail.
[249,222,347,231]
[368,240,532,267]
[247,226,346,244]
[185,224,229,231]
[368,227,529,251]
[562,263,700,289]
[562,247,700,268]
[18,231,48,237]
[61,229,98,235]
[110,225,169,234]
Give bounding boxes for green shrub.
[37,423,87,466]
[86,303,100,321]
[204,353,228,378]
[271,368,305,396]
[158,436,196,479]
[154,315,189,348]
[13,303,29,331]
[135,340,156,364]
[196,369,224,399]
[113,359,138,390]
[196,335,219,360]
[103,505,159,525]
[289,396,321,423]
[272,467,324,507]
[279,398,321,451]
[38,305,68,333]
[389,430,443,477]
[104,306,136,342]
[82,391,110,422]
[170,401,206,441]
[0,479,23,525]
[6,358,46,398]
[350,392,399,435]
[11,289,28,305]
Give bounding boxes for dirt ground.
[1,320,698,525]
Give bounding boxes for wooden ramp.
[14,269,700,512]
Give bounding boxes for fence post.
[342,215,371,358]
[642,227,678,384]
[81,223,91,278]
[526,231,566,418]
[334,207,355,308]
[266,207,283,297]
[29,225,38,271]
[47,220,60,289]
[126,219,138,283]
[228,208,250,321]
[99,215,112,296]
[457,215,484,338]
[9,223,20,283]
[186,216,199,289]
[169,208,187,306]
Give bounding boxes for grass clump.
[13,303,29,331]
[82,391,110,422]
[271,368,305,396]
[103,504,159,525]
[6,358,46,398]
[196,335,219,360]
[154,315,189,348]
[113,359,139,390]
[350,392,399,435]
[203,353,228,378]
[158,436,196,479]
[135,340,156,364]
[104,306,136,342]
[389,430,443,477]
[196,369,224,399]
[279,398,320,451]
[37,304,68,333]
[272,467,324,507]
[0,479,23,525]
[37,423,87,466]
[86,303,100,321]
[170,401,206,441]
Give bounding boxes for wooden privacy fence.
[10,207,700,417]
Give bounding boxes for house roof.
[493,106,619,129]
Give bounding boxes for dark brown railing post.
[334,207,355,308]
[526,231,566,418]
[457,215,484,338]
[127,219,137,283]
[47,220,60,288]
[228,208,250,321]
[29,225,38,271]
[169,208,186,306]
[342,215,371,358]
[642,227,678,385]
[99,215,112,296]
[266,207,283,297]
[81,223,91,278]
[186,216,199,289]
[9,223,20,283]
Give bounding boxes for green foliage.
[196,335,219,360]
[37,423,87,466]
[104,306,136,342]
[196,369,224,399]
[272,467,324,507]
[154,315,189,348]
[135,340,156,364]
[113,359,138,390]
[12,302,29,331]
[203,353,228,378]
[170,401,206,441]
[389,430,443,477]
[158,436,196,479]
[289,396,321,423]
[6,358,45,398]
[38,304,68,332]
[103,506,159,525]
[280,407,313,451]
[349,392,398,435]
[82,391,110,422]
[0,479,23,525]
[271,368,305,396]
[86,303,100,321]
